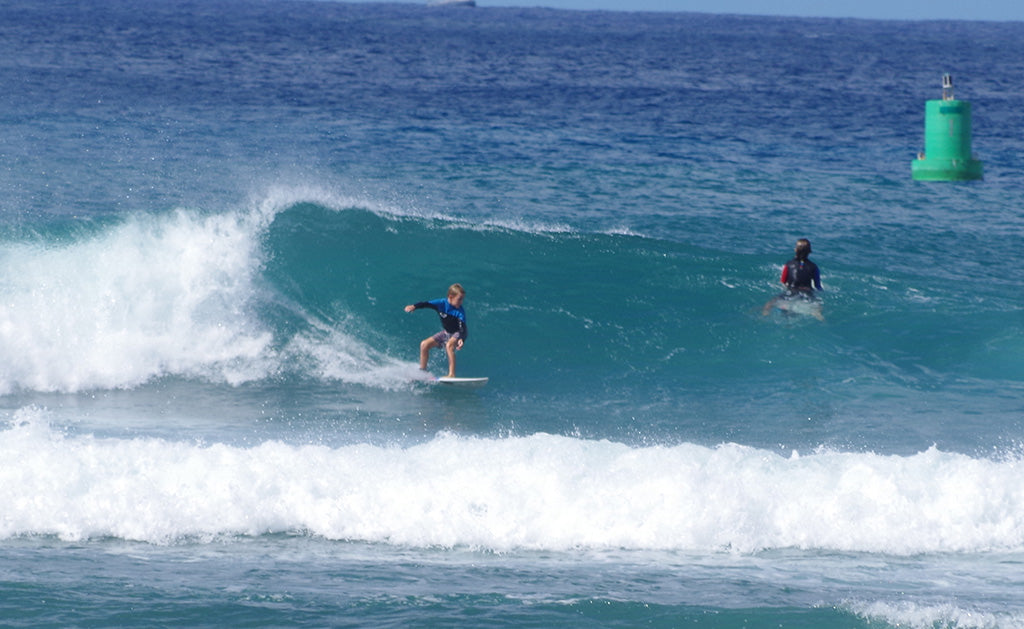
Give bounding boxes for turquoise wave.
[0,197,1021,454]
[263,201,1024,386]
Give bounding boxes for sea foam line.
[2,411,1023,553]
[849,600,1024,629]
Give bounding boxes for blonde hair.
[447,283,465,298]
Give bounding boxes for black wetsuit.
[781,257,821,295]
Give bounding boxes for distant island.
[428,0,476,6]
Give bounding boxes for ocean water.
[1,0,1024,626]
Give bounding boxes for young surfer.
[762,238,824,321]
[404,283,468,378]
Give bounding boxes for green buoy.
[911,74,983,181]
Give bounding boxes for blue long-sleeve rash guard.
[413,299,468,340]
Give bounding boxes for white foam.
[284,324,424,390]
[2,413,1023,553]
[0,202,424,393]
[0,210,275,393]
[849,600,1024,629]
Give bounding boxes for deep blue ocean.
[1,0,1024,626]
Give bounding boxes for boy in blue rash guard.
[404,283,468,378]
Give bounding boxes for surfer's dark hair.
[795,239,812,260]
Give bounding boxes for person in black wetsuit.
[762,238,824,320]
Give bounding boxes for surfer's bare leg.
[444,337,462,378]
[761,298,778,316]
[419,337,439,370]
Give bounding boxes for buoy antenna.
[942,73,954,101]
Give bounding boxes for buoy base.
[911,158,983,181]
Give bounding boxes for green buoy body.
[911,75,983,181]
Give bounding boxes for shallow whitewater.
[4,409,1022,556]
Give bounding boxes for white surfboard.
[774,298,824,321]
[436,376,489,388]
